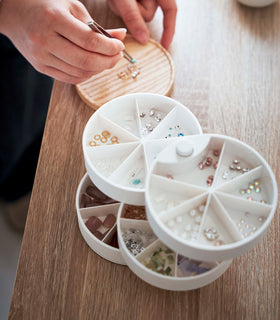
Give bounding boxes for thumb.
[114,0,149,44]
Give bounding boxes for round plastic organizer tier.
[146,134,278,262]
[76,174,125,265]
[117,203,231,291]
[83,93,202,205]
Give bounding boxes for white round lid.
[83,93,202,205]
[145,134,278,261]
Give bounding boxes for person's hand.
[107,0,177,49]
[0,0,126,84]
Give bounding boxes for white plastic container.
[82,93,202,205]
[79,93,278,290]
[76,174,125,265]
[145,134,278,262]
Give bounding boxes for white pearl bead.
[190,209,196,217]
[167,219,175,228]
[175,215,183,223]
[199,205,205,212]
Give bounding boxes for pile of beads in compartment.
[139,108,163,135]
[122,228,157,256]
[166,203,206,241]
[177,255,216,277]
[123,205,147,220]
[88,130,119,147]
[142,245,176,276]
[222,159,250,180]
[236,212,266,239]
[164,125,185,139]
[198,149,220,186]
[240,179,266,203]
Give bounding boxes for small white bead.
[175,215,183,223]
[199,205,205,212]
[185,224,191,231]
[190,209,197,217]
[167,219,175,228]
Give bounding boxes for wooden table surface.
[9,0,280,319]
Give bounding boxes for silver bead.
[155,114,162,122]
[145,122,152,129]
[149,109,155,116]
[233,160,239,164]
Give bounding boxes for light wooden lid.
[76,35,174,110]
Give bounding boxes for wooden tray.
[76,35,174,110]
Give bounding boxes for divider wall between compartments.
[149,174,206,215]
[99,97,141,138]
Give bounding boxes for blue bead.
[133,179,141,185]
[178,133,184,137]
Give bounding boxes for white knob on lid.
[176,141,194,157]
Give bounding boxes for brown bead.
[213,150,219,157]
[206,175,214,186]
[85,216,102,234]
[206,157,213,166]
[93,230,104,240]
[103,214,116,228]
[199,162,206,170]
[213,161,218,169]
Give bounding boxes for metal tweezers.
[88,20,136,64]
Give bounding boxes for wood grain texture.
[76,35,174,109]
[9,0,280,319]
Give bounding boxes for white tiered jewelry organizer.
[77,93,278,291]
[76,174,232,290]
